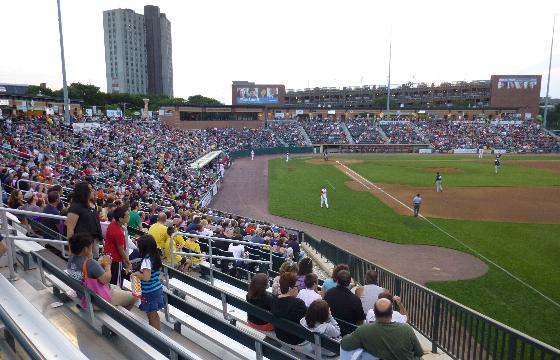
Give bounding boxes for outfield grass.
[268,155,560,348]
[348,159,560,187]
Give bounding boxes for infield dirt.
[344,180,560,224]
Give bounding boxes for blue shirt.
[322,278,337,293]
[140,257,162,294]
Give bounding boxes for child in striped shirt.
[134,234,164,330]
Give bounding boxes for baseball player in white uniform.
[251,149,254,160]
[320,188,329,208]
[286,152,290,162]
[478,148,484,159]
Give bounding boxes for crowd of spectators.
[1,113,557,358]
[247,256,421,359]
[266,121,308,146]
[345,119,384,144]
[380,122,425,144]
[416,119,560,152]
[300,120,349,144]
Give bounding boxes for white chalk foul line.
[325,180,336,190]
[337,161,560,308]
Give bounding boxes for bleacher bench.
[0,274,88,359]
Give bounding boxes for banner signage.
[379,120,409,125]
[73,123,101,132]
[490,120,523,125]
[453,148,478,154]
[106,109,122,118]
[418,148,433,154]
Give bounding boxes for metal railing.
[304,234,560,359]
[165,265,336,360]
[168,230,273,286]
[0,207,296,360]
[30,251,203,360]
[0,207,69,281]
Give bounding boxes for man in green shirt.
[340,298,424,360]
[128,201,142,230]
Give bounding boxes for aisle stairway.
[376,125,389,141]
[409,121,430,143]
[341,123,355,144]
[297,124,312,146]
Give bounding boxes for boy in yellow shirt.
[164,226,189,272]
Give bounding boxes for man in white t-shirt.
[297,273,322,307]
[365,294,408,324]
[228,242,245,259]
[320,188,329,208]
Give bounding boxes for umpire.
[412,194,422,217]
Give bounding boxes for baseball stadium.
[2,1,560,359]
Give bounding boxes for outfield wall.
[226,144,432,160]
[227,146,313,160]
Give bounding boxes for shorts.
[247,321,274,331]
[139,288,164,313]
[110,285,137,308]
[110,262,125,287]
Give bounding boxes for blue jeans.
[339,348,379,360]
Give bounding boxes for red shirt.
[104,220,126,262]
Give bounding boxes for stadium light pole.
[543,14,556,129]
[56,0,70,123]
[386,28,392,114]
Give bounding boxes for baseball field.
[268,154,560,348]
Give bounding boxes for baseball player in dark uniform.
[435,172,443,192]
[494,157,501,174]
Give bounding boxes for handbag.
[79,259,112,308]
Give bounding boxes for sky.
[1,0,559,104]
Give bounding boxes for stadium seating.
[346,119,384,144]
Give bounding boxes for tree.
[540,103,560,130]
[66,83,106,108]
[185,95,223,106]
[26,85,55,97]
[373,96,390,108]
[22,82,221,114]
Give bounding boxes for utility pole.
[386,27,392,114]
[543,14,556,129]
[56,0,70,123]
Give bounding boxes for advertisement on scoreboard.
[497,77,538,90]
[236,87,279,104]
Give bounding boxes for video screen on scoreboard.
[236,87,279,104]
[497,77,538,90]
